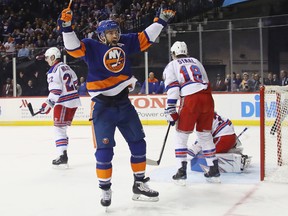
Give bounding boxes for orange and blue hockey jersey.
[62,22,164,98]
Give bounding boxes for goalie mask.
[96,20,121,46]
[170,41,188,59]
[45,47,61,66]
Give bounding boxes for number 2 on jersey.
[63,73,76,92]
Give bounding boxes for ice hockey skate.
[52,150,69,169]
[132,177,159,202]
[172,161,187,186]
[204,160,221,183]
[100,188,112,208]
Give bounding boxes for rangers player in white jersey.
[163,41,220,183]
[39,47,81,167]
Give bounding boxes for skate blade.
[132,194,159,202]
[102,206,110,213]
[105,206,109,213]
[173,179,187,186]
[52,163,69,169]
[205,176,221,183]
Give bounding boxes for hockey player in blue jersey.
[57,2,175,207]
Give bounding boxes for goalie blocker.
[191,153,251,173]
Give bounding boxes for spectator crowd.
[1,0,288,97]
[211,70,288,93]
[0,0,187,97]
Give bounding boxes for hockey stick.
[27,103,41,117]
[235,127,252,171]
[146,123,171,166]
[233,127,248,149]
[68,0,73,9]
[229,127,248,154]
[237,127,248,139]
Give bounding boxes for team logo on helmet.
[103,47,125,73]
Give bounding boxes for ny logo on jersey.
[103,47,125,73]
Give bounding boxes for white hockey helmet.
[44,47,61,66]
[170,41,188,58]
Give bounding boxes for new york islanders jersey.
[212,113,235,138]
[163,57,210,102]
[62,22,164,98]
[47,62,81,108]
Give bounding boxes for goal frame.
[260,86,265,181]
[260,85,286,181]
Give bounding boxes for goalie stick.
[146,123,171,166]
[231,127,248,151]
[237,127,248,139]
[27,103,41,117]
[235,127,251,171]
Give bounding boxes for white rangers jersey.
[212,113,235,138]
[47,62,81,108]
[163,57,210,103]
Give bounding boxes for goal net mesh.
[261,85,288,182]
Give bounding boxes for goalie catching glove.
[154,8,176,27]
[40,99,55,114]
[164,103,179,126]
[57,5,74,33]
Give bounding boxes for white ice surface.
[1,125,288,216]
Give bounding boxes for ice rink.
[1,125,288,216]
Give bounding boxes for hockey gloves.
[57,4,74,33]
[164,104,178,126]
[40,99,55,115]
[154,8,176,27]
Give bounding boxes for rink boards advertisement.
[0,93,261,126]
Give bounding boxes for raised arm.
[57,1,85,58]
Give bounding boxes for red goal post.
[260,85,288,182]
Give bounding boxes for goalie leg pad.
[217,153,243,173]
[191,153,251,173]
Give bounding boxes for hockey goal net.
[260,85,288,182]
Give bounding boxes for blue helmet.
[96,20,120,44]
[96,20,120,35]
